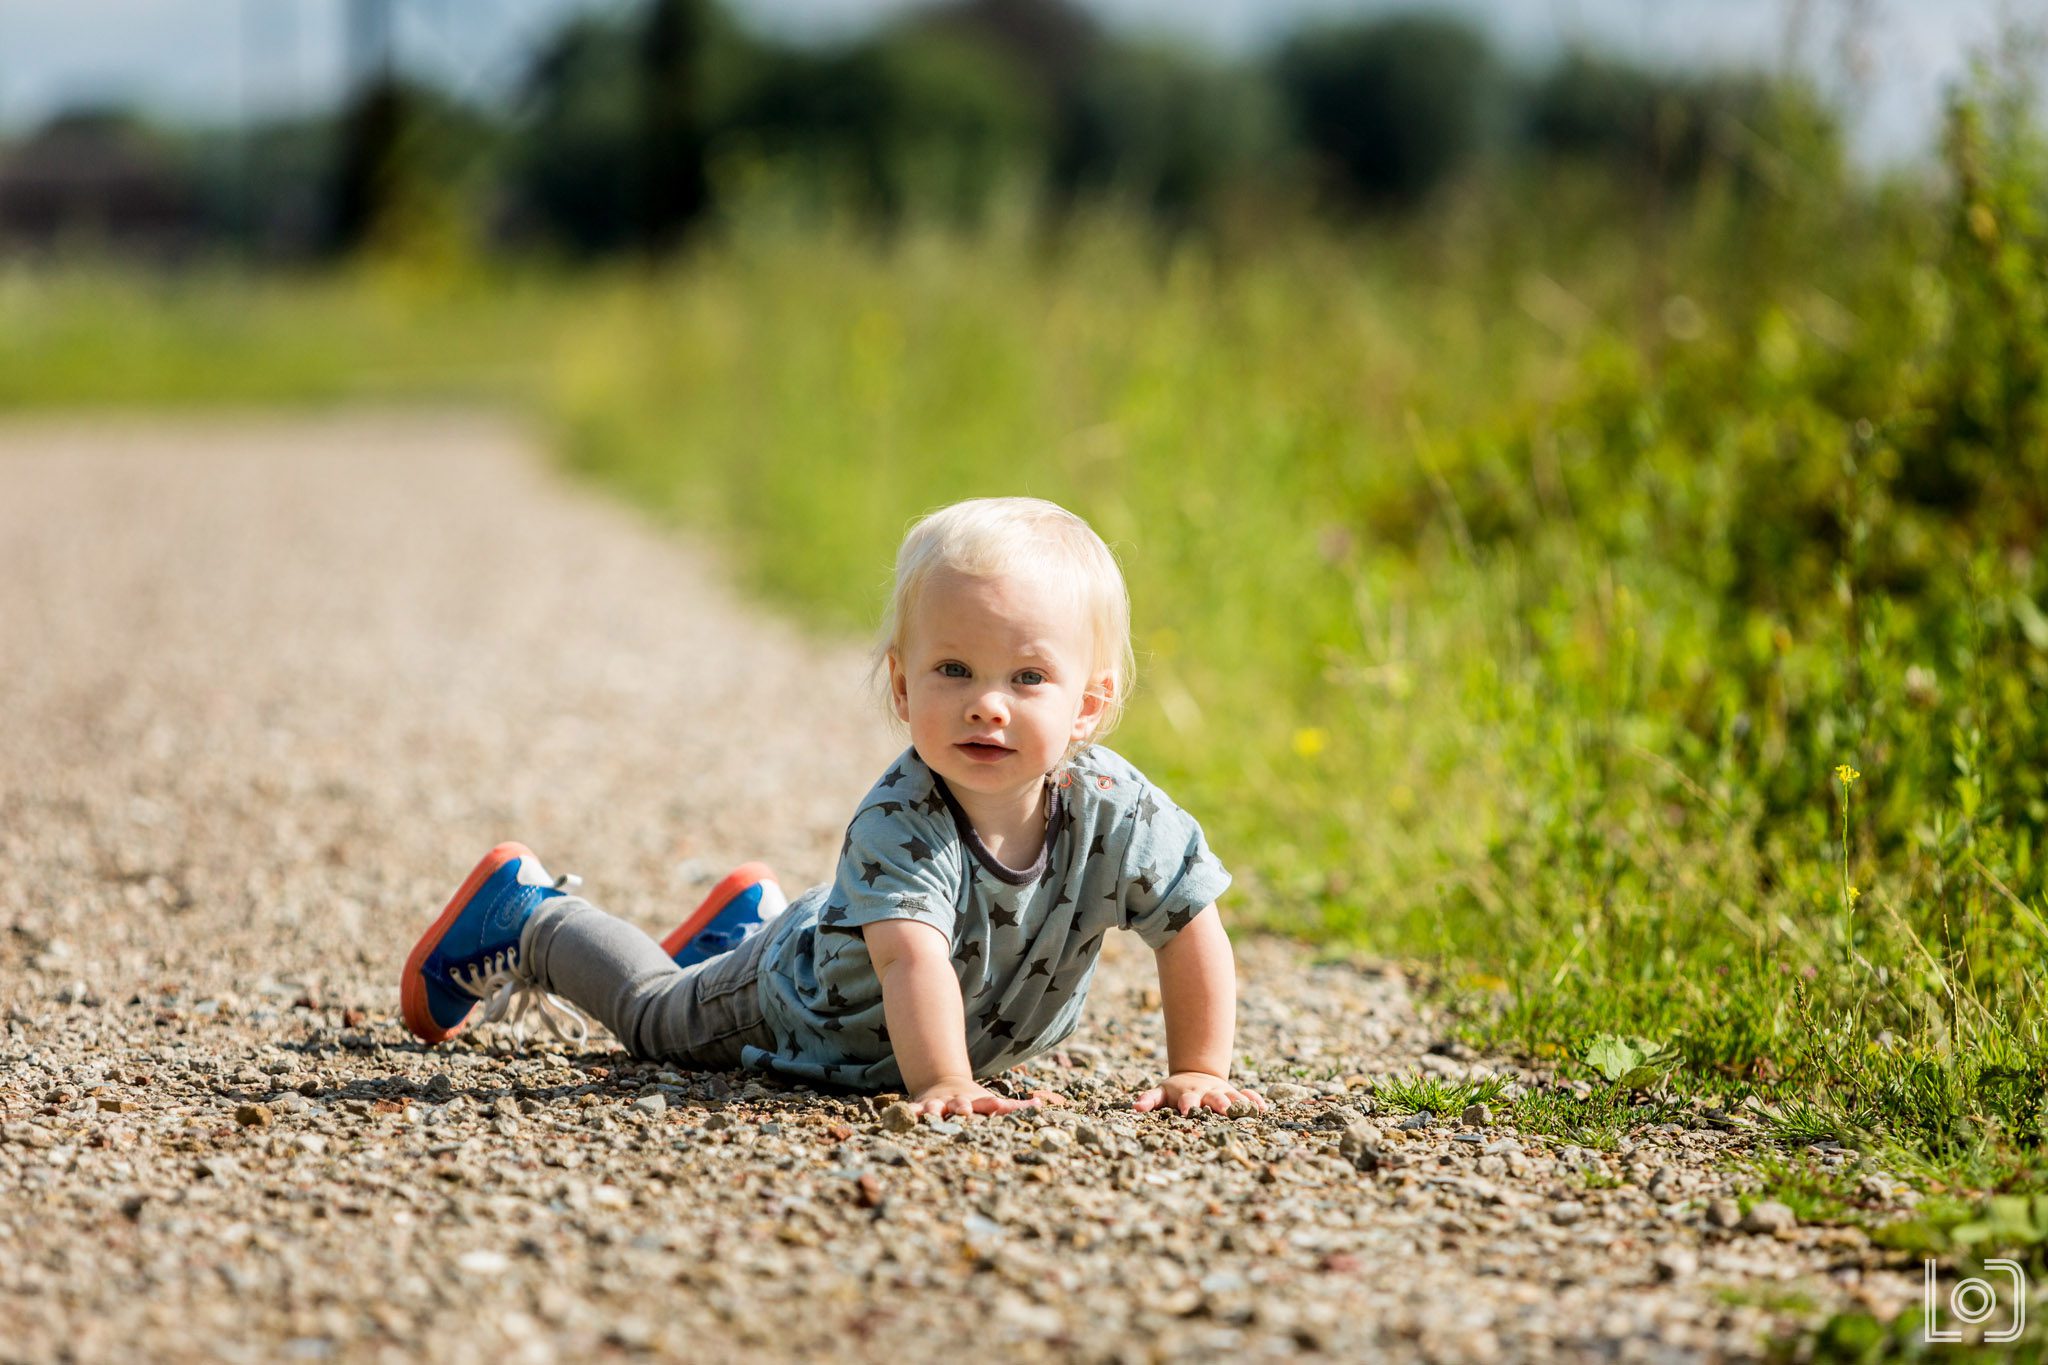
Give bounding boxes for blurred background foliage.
[4,0,2047,1212]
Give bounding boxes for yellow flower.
[1834,764,1861,786]
[1847,885,1863,906]
[1292,727,1328,759]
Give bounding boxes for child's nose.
[968,691,1010,725]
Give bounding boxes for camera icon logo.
[1923,1258,2028,1344]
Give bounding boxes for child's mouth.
[957,741,1012,762]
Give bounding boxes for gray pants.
[522,897,775,1067]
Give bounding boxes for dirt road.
[0,412,1911,1361]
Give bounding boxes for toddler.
[400,497,1266,1118]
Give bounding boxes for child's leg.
[523,896,773,1067]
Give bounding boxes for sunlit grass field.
[6,130,2046,1287]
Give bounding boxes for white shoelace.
[446,872,592,1047]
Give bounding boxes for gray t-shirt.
[745,744,1231,1090]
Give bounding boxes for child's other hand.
[909,1078,1039,1118]
[1133,1072,1269,1116]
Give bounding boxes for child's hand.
[1133,1071,1269,1116]
[909,1078,1039,1118]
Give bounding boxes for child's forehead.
[910,567,1088,642]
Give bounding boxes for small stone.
[1338,1122,1384,1172]
[492,1096,522,1121]
[1740,1200,1797,1234]
[296,1134,328,1156]
[879,1102,918,1134]
[235,1103,273,1128]
[1397,1110,1434,1130]
[1551,1202,1587,1226]
[1706,1198,1743,1229]
[1461,1102,1493,1127]
[1266,1083,1315,1104]
[1075,1122,1106,1149]
[1653,1246,1697,1281]
[702,1112,733,1132]
[631,1093,667,1117]
[456,1249,509,1275]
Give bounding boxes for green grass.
[1370,1073,1511,1117]
[4,99,2046,1226]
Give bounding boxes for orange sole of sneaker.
[660,861,780,958]
[400,841,533,1045]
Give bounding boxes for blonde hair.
[876,497,1133,756]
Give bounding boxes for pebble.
[1741,1201,1798,1235]
[631,1093,667,1117]
[235,1104,273,1128]
[879,1102,919,1134]
[1706,1199,1744,1229]
[1462,1103,1493,1127]
[1654,1246,1698,1280]
[1552,1202,1587,1226]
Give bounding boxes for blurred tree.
[636,0,713,256]
[328,77,498,262]
[1274,14,1497,207]
[1525,51,1841,195]
[1060,44,1286,221]
[720,29,1045,223]
[513,16,638,254]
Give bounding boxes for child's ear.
[1073,673,1113,739]
[887,651,911,723]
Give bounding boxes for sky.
[0,0,2035,166]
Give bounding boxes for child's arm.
[864,918,1037,1118]
[1134,904,1269,1115]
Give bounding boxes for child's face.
[888,567,1108,806]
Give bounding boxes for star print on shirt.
[821,901,850,926]
[881,765,907,788]
[1088,832,1106,859]
[900,834,934,862]
[988,1016,1016,1040]
[1136,791,1161,825]
[918,787,946,816]
[1132,868,1156,897]
[860,861,884,887]
[988,901,1019,928]
[826,982,848,1009]
[954,940,983,967]
[1026,958,1051,979]
[977,1002,1004,1030]
[1051,888,1072,911]
[1164,905,1200,933]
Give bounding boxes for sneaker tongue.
[512,856,556,889]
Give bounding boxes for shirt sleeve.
[818,800,960,942]
[1117,780,1233,952]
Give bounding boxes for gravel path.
[1,412,1920,1362]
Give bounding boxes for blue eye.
[1015,670,1046,686]
[939,662,970,678]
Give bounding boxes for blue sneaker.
[401,842,588,1045]
[660,862,786,968]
